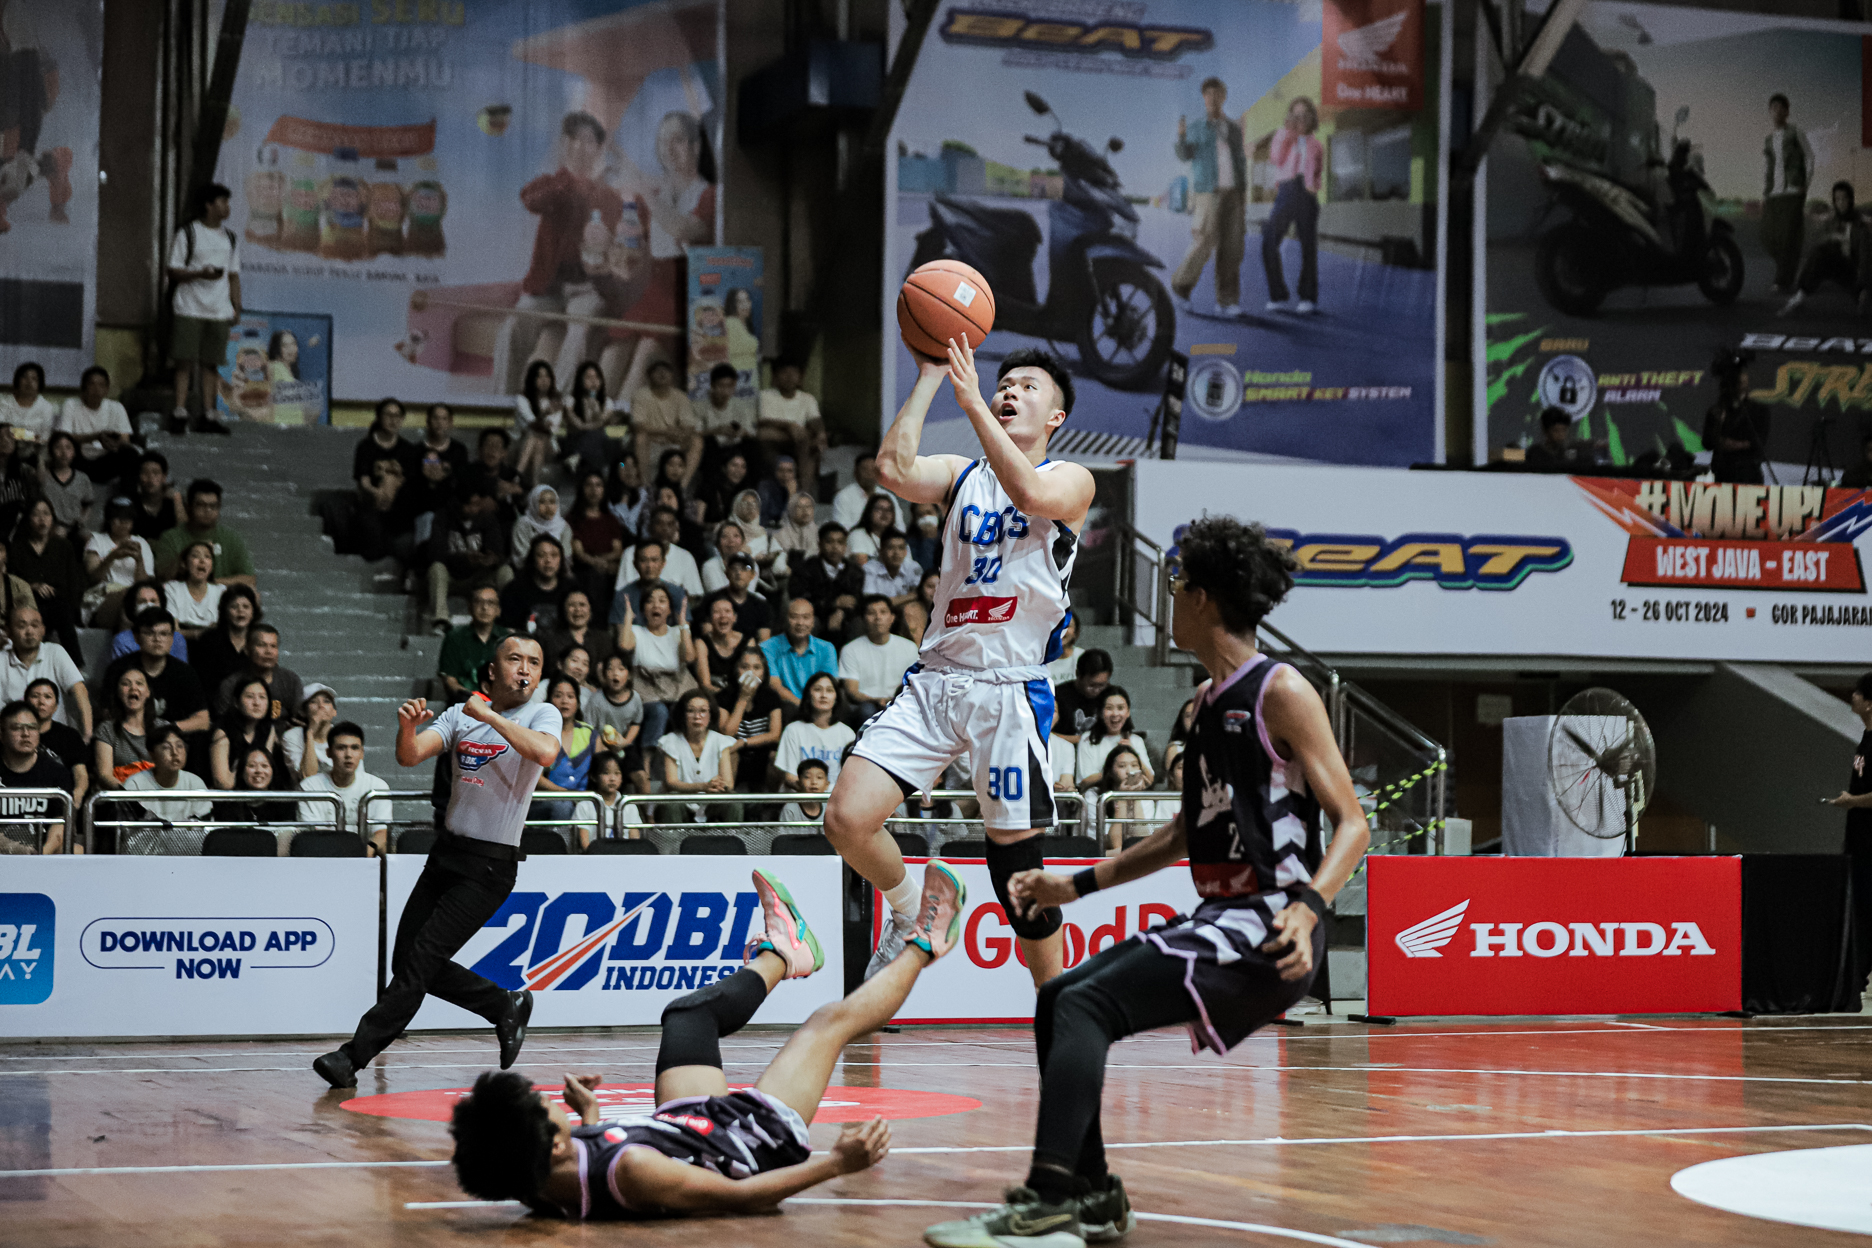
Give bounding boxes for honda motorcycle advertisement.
[885,0,1449,466]
[1480,3,1872,474]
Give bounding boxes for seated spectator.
[778,756,830,826]
[129,450,186,545]
[847,493,898,565]
[631,359,702,489]
[584,751,640,846]
[861,529,921,606]
[1049,728,1076,798]
[906,502,943,574]
[705,552,773,642]
[0,605,87,733]
[562,361,620,474]
[425,481,512,635]
[350,452,418,564]
[500,534,573,633]
[297,721,390,853]
[716,645,783,793]
[209,676,283,789]
[647,447,690,511]
[1046,614,1082,688]
[110,580,186,661]
[554,643,595,699]
[214,745,298,830]
[512,360,564,488]
[163,540,225,639]
[774,488,819,562]
[1167,696,1196,754]
[787,521,864,639]
[775,671,854,790]
[56,365,135,487]
[838,594,918,725]
[1524,406,1596,472]
[756,357,825,489]
[352,397,419,491]
[510,483,572,569]
[93,666,164,796]
[833,451,905,532]
[657,688,741,825]
[533,675,596,830]
[542,588,616,677]
[585,654,644,789]
[697,449,753,527]
[898,568,940,645]
[696,362,758,482]
[606,450,647,535]
[760,597,837,712]
[757,455,798,530]
[123,724,212,845]
[104,608,210,737]
[213,623,303,722]
[153,479,257,588]
[187,583,258,695]
[699,519,748,593]
[727,487,786,586]
[11,498,86,658]
[615,583,695,750]
[1093,744,1155,850]
[1,361,56,444]
[413,402,470,517]
[1074,684,1153,791]
[695,594,749,694]
[24,677,87,811]
[609,539,689,628]
[0,698,74,854]
[464,427,526,523]
[1053,648,1114,743]
[40,431,93,539]
[82,497,154,627]
[567,468,625,602]
[439,586,511,702]
[618,505,703,599]
[0,424,38,541]
[281,682,337,780]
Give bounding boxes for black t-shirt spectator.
[0,748,74,812]
[352,431,422,485]
[1054,682,1104,739]
[131,493,180,545]
[464,459,525,524]
[411,438,471,515]
[189,627,247,697]
[500,571,570,633]
[716,682,784,787]
[39,721,85,778]
[104,654,207,729]
[706,590,772,641]
[788,556,864,636]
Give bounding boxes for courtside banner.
[879,860,1202,1024]
[1132,459,1872,661]
[1366,856,1741,1016]
[0,857,378,1038]
[388,855,844,1030]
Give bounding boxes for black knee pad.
[655,968,767,1073]
[986,835,1062,940]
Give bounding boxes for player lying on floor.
[448,862,965,1219]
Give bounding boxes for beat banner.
[1366,856,1742,1017]
[879,859,1202,1024]
[387,855,844,1030]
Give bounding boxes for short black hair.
[140,449,169,474]
[818,520,848,541]
[1770,93,1790,109]
[479,426,511,449]
[709,362,738,385]
[592,750,624,776]
[1857,671,1872,701]
[773,356,804,374]
[134,605,177,633]
[1077,648,1113,678]
[633,538,666,560]
[860,593,893,614]
[148,723,188,755]
[450,1070,556,1204]
[0,699,34,725]
[798,758,829,779]
[329,720,366,748]
[1539,406,1572,430]
[249,622,281,642]
[81,365,110,388]
[11,362,42,389]
[186,478,223,505]
[561,110,605,145]
[1176,515,1298,633]
[1200,76,1226,93]
[193,182,232,215]
[879,526,907,546]
[374,396,403,420]
[998,348,1075,420]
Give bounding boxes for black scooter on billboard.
[1533,106,1745,316]
[909,91,1175,391]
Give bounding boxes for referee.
[315,634,563,1089]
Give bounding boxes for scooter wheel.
[1534,224,1608,317]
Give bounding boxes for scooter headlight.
[1113,214,1138,240]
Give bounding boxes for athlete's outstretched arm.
[945,337,1093,523]
[1007,816,1187,919]
[877,352,973,505]
[610,1117,890,1213]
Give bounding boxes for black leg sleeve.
[655,967,770,1073]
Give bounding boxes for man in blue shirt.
[760,596,837,712]
[1170,77,1247,317]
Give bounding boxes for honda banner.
[1132,459,1871,661]
[0,857,379,1038]
[881,859,1201,1024]
[1366,856,1742,1016]
[387,855,843,1030]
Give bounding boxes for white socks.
[883,875,920,927]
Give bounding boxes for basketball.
[897,259,996,358]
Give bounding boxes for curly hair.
[450,1071,557,1204]
[1176,515,1297,633]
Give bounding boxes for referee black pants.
[342,844,516,1066]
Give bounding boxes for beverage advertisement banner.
[386,854,843,1030]
[885,0,1447,465]
[1366,855,1742,1016]
[217,0,722,403]
[878,859,1202,1024]
[1479,3,1872,476]
[685,244,762,400]
[0,0,101,387]
[0,857,379,1038]
[214,310,333,425]
[1132,459,1872,661]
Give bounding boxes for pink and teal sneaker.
[909,860,966,962]
[746,869,824,979]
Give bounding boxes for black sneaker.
[497,989,532,1069]
[312,1049,357,1089]
[1076,1174,1134,1244]
[923,1186,1084,1248]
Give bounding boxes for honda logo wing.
[1339,10,1408,65]
[1394,899,1469,958]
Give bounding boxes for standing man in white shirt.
[756,358,826,491]
[0,605,87,735]
[296,721,391,852]
[166,183,240,435]
[56,367,135,487]
[837,594,920,726]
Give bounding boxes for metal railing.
[362,789,605,852]
[0,789,75,854]
[1097,788,1180,853]
[1114,521,1174,666]
[608,789,1087,855]
[86,790,347,855]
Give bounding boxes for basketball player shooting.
[922,517,1370,1248]
[824,335,1094,987]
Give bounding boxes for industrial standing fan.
[1546,688,1657,854]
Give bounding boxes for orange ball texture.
[897,259,996,358]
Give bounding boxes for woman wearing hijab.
[729,487,785,585]
[775,490,819,562]
[509,483,573,569]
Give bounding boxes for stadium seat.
[890,830,930,858]
[937,838,988,859]
[521,829,569,855]
[201,827,275,857]
[1041,835,1101,859]
[289,831,368,857]
[680,833,746,855]
[586,838,659,855]
[394,828,436,854]
[771,833,834,855]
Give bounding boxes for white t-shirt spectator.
[656,729,740,820]
[700,555,729,594]
[0,393,56,442]
[57,397,132,462]
[86,530,153,587]
[838,633,919,703]
[126,768,213,820]
[1046,649,1079,689]
[298,769,392,836]
[617,544,703,596]
[1074,730,1153,790]
[167,221,240,321]
[1048,735,1076,791]
[776,720,856,786]
[833,483,907,533]
[629,625,683,678]
[862,557,922,600]
[0,642,81,726]
[757,388,821,430]
[164,580,226,631]
[696,396,756,447]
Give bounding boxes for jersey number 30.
[964,556,1003,585]
[985,765,1024,802]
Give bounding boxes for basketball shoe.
[746,869,823,979]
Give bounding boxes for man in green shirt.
[437,585,512,702]
[151,478,256,587]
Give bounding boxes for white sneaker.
[1216,303,1241,317]
[1265,299,1288,311]
[1294,300,1317,315]
[1779,291,1806,317]
[864,909,916,981]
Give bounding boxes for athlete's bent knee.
[986,835,1062,940]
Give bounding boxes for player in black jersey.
[448,862,965,1220]
[924,517,1371,1248]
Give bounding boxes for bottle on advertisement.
[281,149,320,251]
[405,155,447,257]
[244,144,282,245]
[319,145,368,261]
[580,207,611,275]
[367,157,406,257]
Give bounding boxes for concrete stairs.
[1074,623,1200,759]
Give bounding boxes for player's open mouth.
[997,403,1017,421]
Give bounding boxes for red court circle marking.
[342,1083,981,1124]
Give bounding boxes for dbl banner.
[1367,856,1742,1016]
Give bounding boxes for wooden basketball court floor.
[3,1015,1871,1246]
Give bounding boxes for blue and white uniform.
[851,457,1078,830]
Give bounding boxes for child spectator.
[585,654,644,789]
[129,451,186,546]
[585,750,640,845]
[779,756,830,825]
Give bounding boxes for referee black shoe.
[312,1049,357,1089]
[497,989,533,1070]
[1076,1174,1134,1244]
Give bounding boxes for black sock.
[655,968,769,1073]
[1024,1161,1075,1205]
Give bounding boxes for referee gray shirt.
[430,699,564,848]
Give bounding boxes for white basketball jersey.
[918,458,1078,672]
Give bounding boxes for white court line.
[11,1123,1866,1181]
